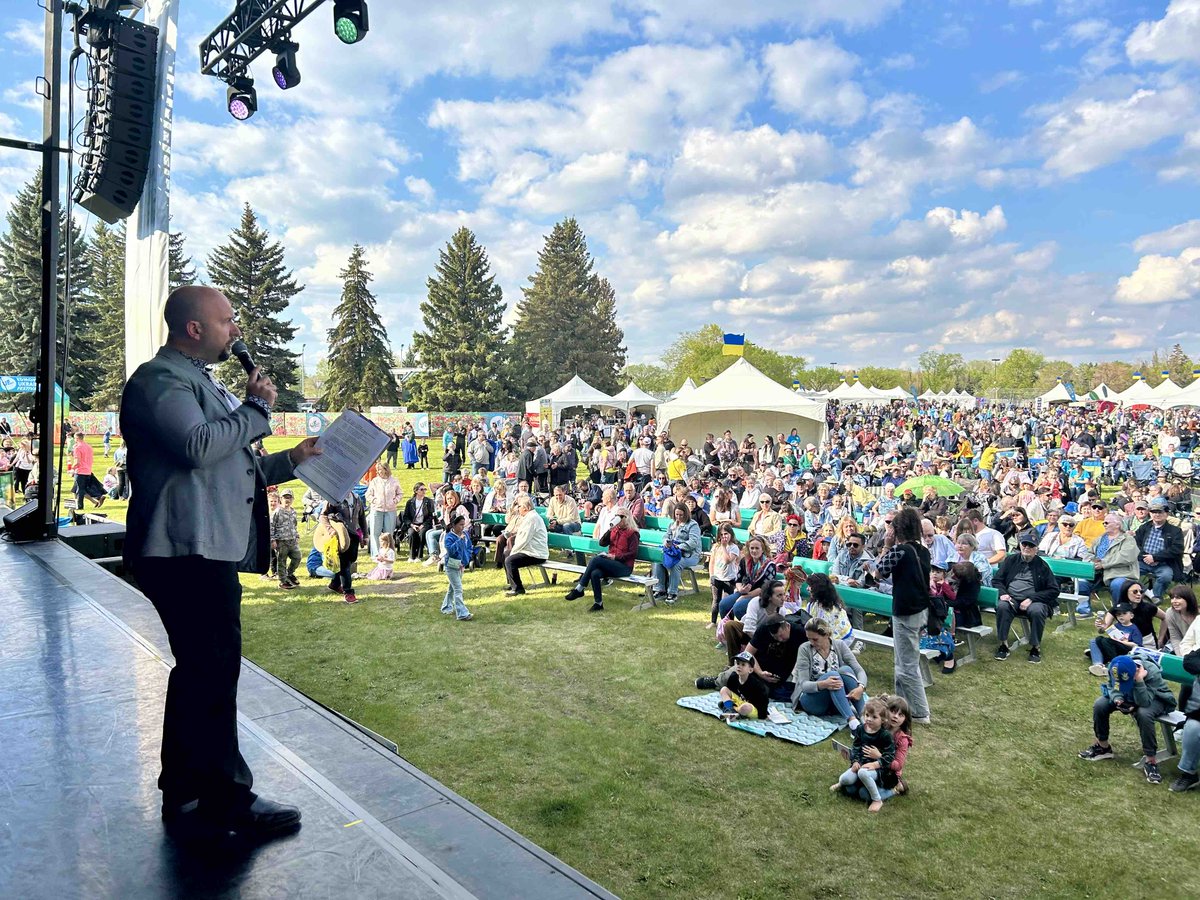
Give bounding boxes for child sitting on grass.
[852,695,912,803]
[367,532,396,581]
[831,697,895,812]
[718,651,769,721]
[441,516,474,621]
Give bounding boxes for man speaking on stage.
[121,285,321,843]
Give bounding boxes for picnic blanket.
[677,693,842,745]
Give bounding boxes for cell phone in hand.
[833,739,851,760]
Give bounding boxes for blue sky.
[2,0,1200,372]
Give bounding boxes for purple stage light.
[229,98,251,120]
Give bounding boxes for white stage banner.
[124,0,180,377]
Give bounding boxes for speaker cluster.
[72,14,160,224]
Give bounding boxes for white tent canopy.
[828,379,890,404]
[882,385,911,400]
[657,358,827,449]
[1086,383,1115,402]
[670,377,697,400]
[1151,375,1181,398]
[1117,374,1157,406]
[611,381,660,413]
[525,374,618,423]
[1163,379,1200,408]
[1037,380,1073,405]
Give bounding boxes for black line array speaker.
[73,15,160,224]
[2,500,44,543]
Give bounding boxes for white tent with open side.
[1037,379,1073,405]
[657,358,827,449]
[525,374,618,423]
[611,381,660,414]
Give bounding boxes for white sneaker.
[912,716,932,725]
[423,556,438,567]
[1088,663,1108,677]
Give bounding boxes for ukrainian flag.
[722,333,745,356]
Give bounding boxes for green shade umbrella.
[896,474,965,496]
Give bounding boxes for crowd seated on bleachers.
[384,399,1200,793]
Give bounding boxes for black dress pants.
[134,556,254,815]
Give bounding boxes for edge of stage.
[0,536,616,899]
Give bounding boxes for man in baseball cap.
[1079,654,1177,786]
[992,529,1059,665]
[1134,497,1184,599]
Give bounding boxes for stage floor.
[0,537,616,899]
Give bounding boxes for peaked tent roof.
[527,374,618,422]
[882,385,911,400]
[611,381,661,409]
[1117,376,1156,404]
[658,358,826,422]
[1152,377,1182,397]
[1086,383,1114,402]
[1037,381,1073,405]
[1163,378,1200,408]
[671,377,697,400]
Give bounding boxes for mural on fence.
[0,410,523,437]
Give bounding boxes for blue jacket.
[444,529,474,566]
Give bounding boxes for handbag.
[662,541,683,569]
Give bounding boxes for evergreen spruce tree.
[0,170,98,408]
[87,221,127,409]
[206,204,302,409]
[509,218,625,398]
[321,245,400,410]
[410,227,511,408]
[169,230,197,291]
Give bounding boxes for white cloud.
[1115,247,1200,304]
[1038,85,1197,177]
[4,20,41,55]
[404,176,436,204]
[665,125,837,198]
[925,205,1008,243]
[765,38,868,126]
[981,70,1024,93]
[631,0,903,37]
[1132,219,1200,253]
[879,53,917,71]
[1127,0,1200,66]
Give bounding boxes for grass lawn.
[59,437,1200,898]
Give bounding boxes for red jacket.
[600,524,640,568]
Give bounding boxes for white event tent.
[1036,379,1073,405]
[1086,383,1115,402]
[1116,373,1157,406]
[525,375,618,423]
[611,381,660,415]
[1163,378,1200,408]
[826,378,890,404]
[1151,373,1182,400]
[657,358,827,448]
[670,377,697,400]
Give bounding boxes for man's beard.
[217,346,231,363]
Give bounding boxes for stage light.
[333,1,369,44]
[272,42,301,90]
[227,76,257,120]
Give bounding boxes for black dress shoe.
[223,796,302,840]
[204,801,297,844]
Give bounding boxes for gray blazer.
[120,346,294,569]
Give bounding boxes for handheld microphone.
[230,340,257,376]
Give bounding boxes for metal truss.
[199,0,328,81]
